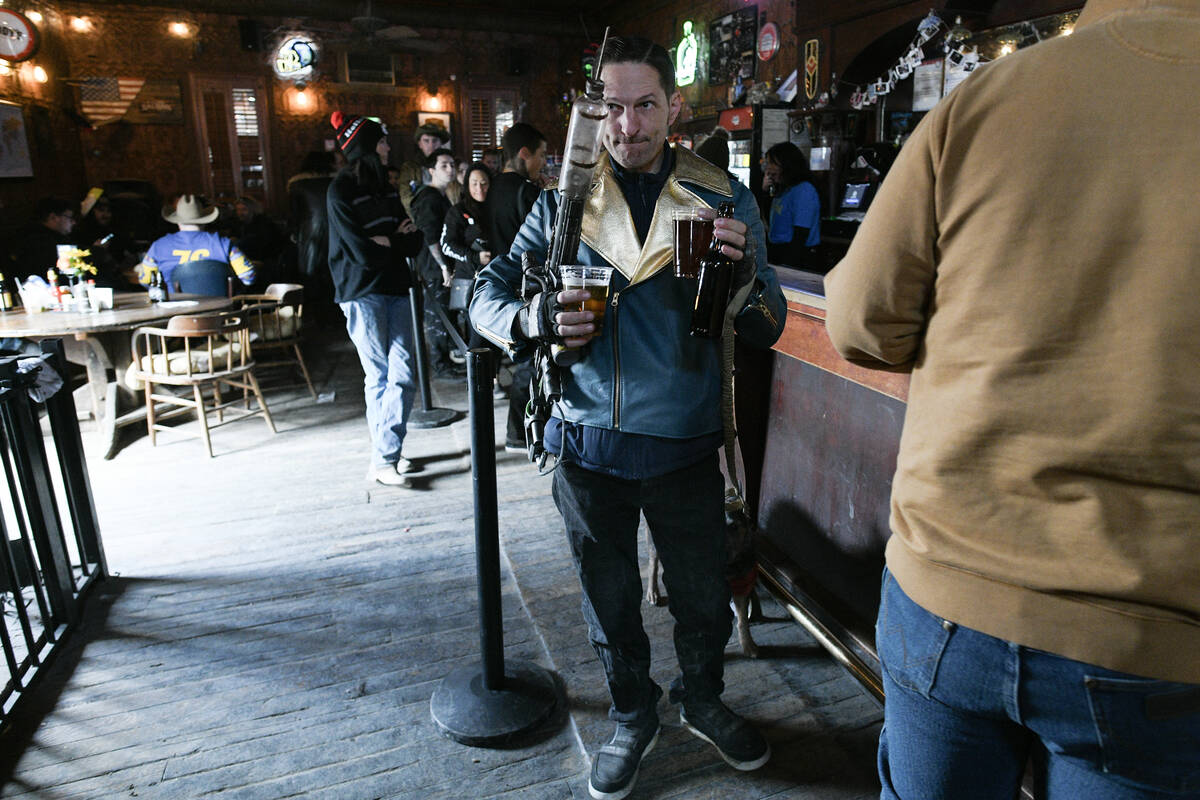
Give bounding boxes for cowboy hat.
[163,194,219,225]
[414,122,450,144]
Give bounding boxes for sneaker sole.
[680,711,771,771]
[587,730,658,800]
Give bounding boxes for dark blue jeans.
[552,453,731,725]
[878,570,1200,799]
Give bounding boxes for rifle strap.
[720,271,757,501]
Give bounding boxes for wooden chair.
[231,283,316,399]
[130,310,276,457]
[171,259,236,297]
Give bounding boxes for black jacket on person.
[288,173,333,280]
[486,172,540,256]
[441,200,493,280]
[72,217,137,289]
[408,184,451,286]
[7,224,70,282]
[326,169,422,303]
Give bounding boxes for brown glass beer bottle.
[689,202,736,338]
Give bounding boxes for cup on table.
[559,265,613,342]
[672,208,714,279]
[90,287,114,311]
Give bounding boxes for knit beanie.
[331,111,386,162]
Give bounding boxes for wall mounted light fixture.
[33,64,48,82]
[168,21,192,37]
[69,16,93,33]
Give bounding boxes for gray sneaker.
[680,699,770,771]
[588,719,659,800]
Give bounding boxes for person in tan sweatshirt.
[824,0,1200,797]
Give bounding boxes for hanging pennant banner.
[804,39,820,100]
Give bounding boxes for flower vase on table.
[56,247,97,312]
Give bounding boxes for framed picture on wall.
[0,101,34,179]
[416,112,451,141]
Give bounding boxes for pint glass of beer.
[560,265,613,342]
[672,208,714,279]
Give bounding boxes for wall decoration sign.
[675,20,699,87]
[0,101,33,178]
[78,77,146,126]
[417,111,451,141]
[0,9,40,63]
[273,37,318,81]
[757,22,779,62]
[708,7,757,86]
[804,39,820,100]
[124,80,185,124]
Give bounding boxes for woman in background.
[762,142,821,270]
[440,162,503,397]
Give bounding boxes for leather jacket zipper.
[610,291,621,429]
[747,292,778,329]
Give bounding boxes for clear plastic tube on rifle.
[519,31,610,469]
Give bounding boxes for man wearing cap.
[136,195,254,289]
[327,111,424,487]
[397,122,450,216]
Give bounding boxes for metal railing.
[0,339,107,729]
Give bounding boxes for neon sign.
[675,21,698,87]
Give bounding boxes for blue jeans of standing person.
[877,569,1200,800]
[340,294,416,468]
[552,453,732,726]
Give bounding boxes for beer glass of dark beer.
[560,265,613,342]
[673,208,714,279]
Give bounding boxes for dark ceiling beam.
[97,0,611,37]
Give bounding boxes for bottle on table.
[689,201,737,339]
[47,268,64,309]
[147,268,166,303]
[0,272,16,312]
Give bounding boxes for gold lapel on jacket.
[580,146,734,286]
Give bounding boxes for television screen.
[842,183,870,209]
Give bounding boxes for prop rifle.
[520,30,610,470]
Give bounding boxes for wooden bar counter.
[747,267,909,700]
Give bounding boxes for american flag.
[78,77,145,126]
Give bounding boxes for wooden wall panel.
[1,1,583,236]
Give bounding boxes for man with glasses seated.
[6,196,77,281]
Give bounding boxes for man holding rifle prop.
[471,34,785,800]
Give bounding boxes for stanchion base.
[408,407,458,428]
[430,660,560,747]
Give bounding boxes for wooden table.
[0,293,234,458]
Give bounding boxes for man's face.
[417,134,440,157]
[522,141,547,182]
[92,203,113,226]
[763,159,782,192]
[47,211,76,235]
[482,153,500,172]
[430,155,456,189]
[600,62,681,173]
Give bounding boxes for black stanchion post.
[406,262,455,428]
[430,349,560,747]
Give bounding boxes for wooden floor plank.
[1,329,880,799]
